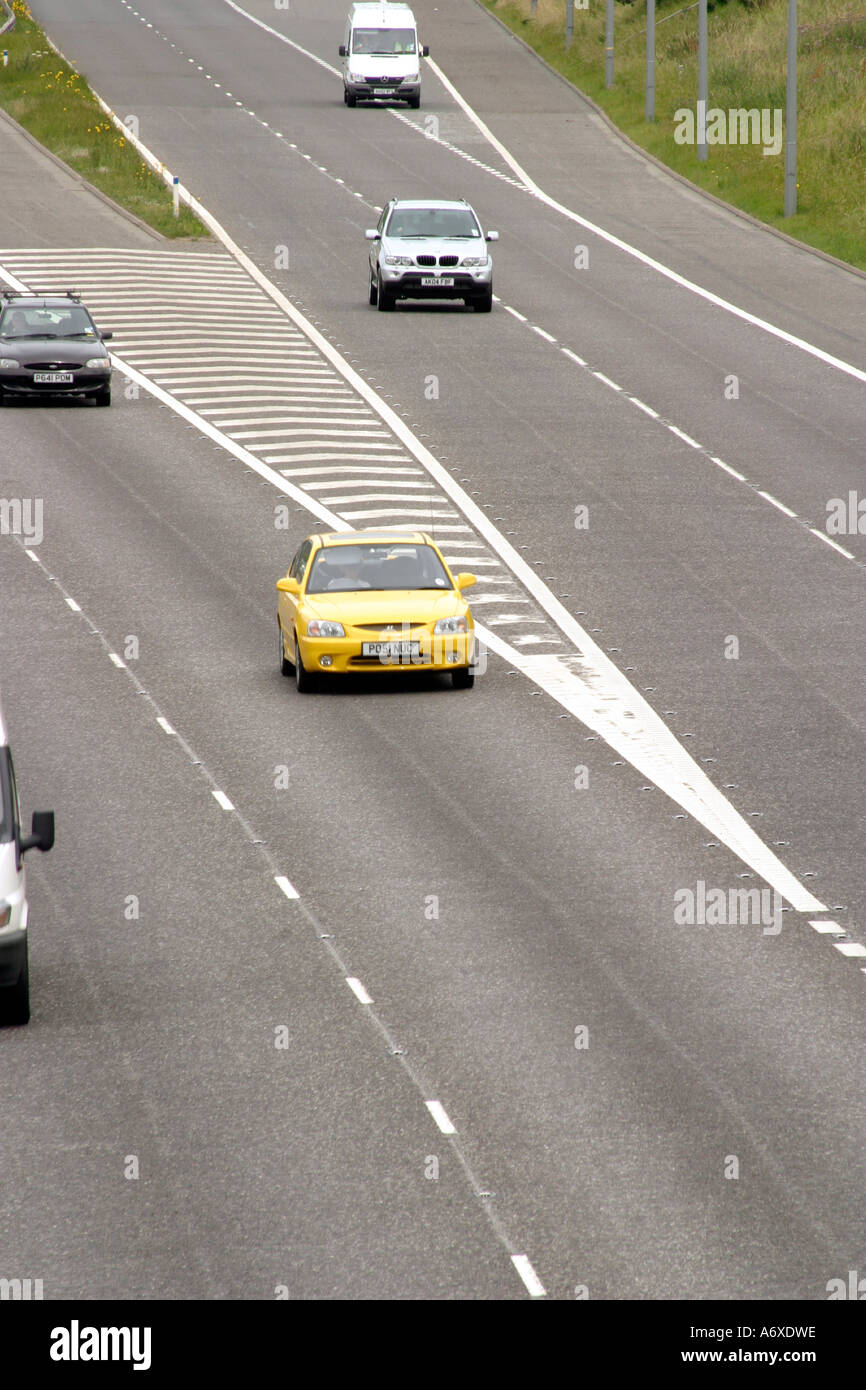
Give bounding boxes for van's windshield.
[352,27,416,55]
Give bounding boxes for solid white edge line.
[345,976,373,1005]
[511,1254,547,1298]
[425,1100,457,1135]
[212,789,234,811]
[810,529,855,559]
[275,875,299,900]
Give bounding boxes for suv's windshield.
[385,208,481,239]
[352,27,416,55]
[0,306,97,339]
[307,543,452,594]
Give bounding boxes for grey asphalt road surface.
[0,0,863,1300]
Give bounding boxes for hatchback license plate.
[34,372,73,384]
[421,276,454,287]
[361,641,420,659]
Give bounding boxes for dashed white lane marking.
[421,58,866,389]
[426,1101,457,1135]
[667,425,701,449]
[808,920,846,936]
[759,491,798,519]
[346,977,373,1005]
[531,325,556,343]
[275,874,299,900]
[108,652,126,668]
[157,716,176,736]
[504,305,527,322]
[212,789,234,811]
[64,595,81,612]
[834,942,866,959]
[593,371,622,392]
[711,456,746,481]
[511,1254,547,1298]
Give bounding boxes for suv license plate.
[421,276,454,287]
[34,372,73,384]
[361,641,420,659]
[373,87,394,94]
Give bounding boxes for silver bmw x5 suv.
[366,198,499,312]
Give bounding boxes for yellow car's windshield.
[307,543,451,594]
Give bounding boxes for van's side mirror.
[486,230,500,242]
[276,576,300,594]
[422,45,429,57]
[339,44,347,57]
[20,810,54,854]
[365,229,380,241]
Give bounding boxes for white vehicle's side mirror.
[486,230,500,242]
[365,229,380,241]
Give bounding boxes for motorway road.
[1,0,864,1299]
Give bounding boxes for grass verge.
[0,0,207,239]
[481,0,866,271]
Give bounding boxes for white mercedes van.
[0,701,54,1025]
[339,2,429,109]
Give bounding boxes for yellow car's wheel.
[278,623,293,677]
[294,634,316,693]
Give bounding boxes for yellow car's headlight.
[306,619,345,638]
[434,616,467,634]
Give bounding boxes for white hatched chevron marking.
[0,245,577,658]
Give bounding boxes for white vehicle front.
[340,2,428,108]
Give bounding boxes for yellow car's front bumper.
[298,631,474,675]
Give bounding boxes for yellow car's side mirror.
[276,576,300,594]
[455,572,477,590]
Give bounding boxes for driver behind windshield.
[1,310,29,337]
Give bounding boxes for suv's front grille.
[415,255,436,267]
[438,256,459,267]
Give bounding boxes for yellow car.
[276,530,477,691]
